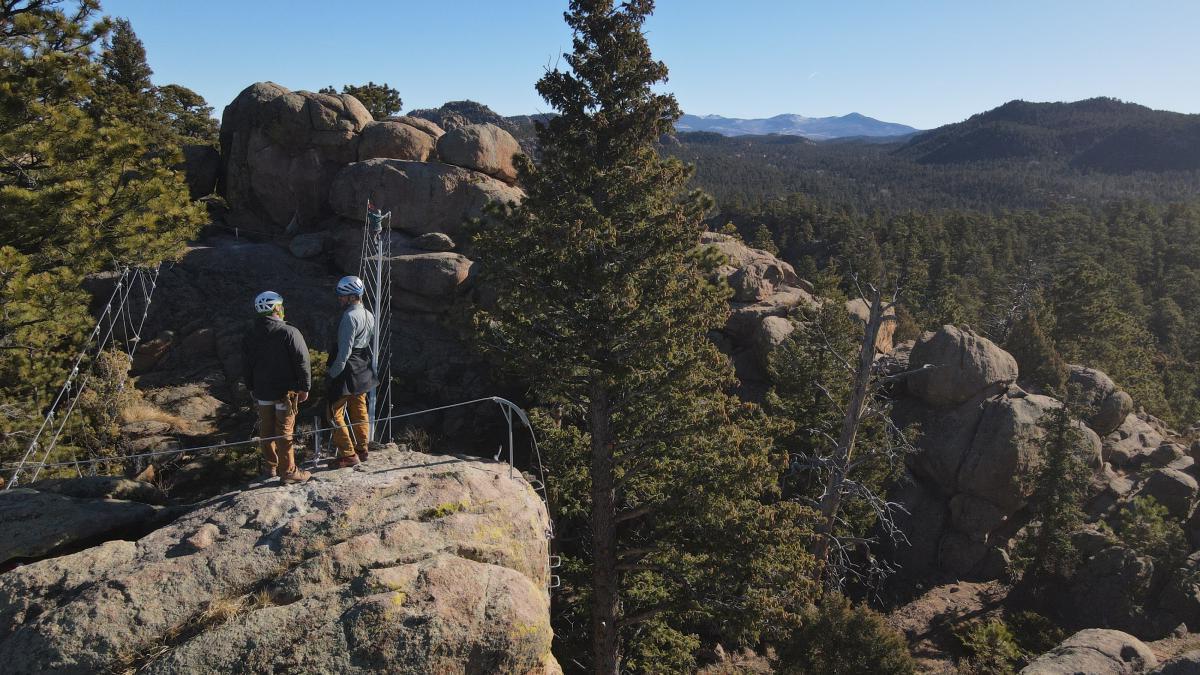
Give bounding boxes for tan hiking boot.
[327,454,361,469]
[281,469,312,484]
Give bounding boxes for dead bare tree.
[983,258,1050,344]
[790,276,926,590]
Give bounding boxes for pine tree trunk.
[589,380,621,675]
[811,289,887,575]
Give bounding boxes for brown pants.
[329,393,370,458]
[257,393,298,477]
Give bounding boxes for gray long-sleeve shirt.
[327,302,376,379]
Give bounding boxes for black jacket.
[242,316,311,401]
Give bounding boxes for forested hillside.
[717,196,1200,425]
[668,132,1200,213]
[899,98,1200,172]
[669,100,1200,430]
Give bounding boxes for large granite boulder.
[1070,365,1118,409]
[1020,629,1157,674]
[958,393,1101,514]
[0,450,556,674]
[753,316,795,370]
[907,326,1018,408]
[288,231,328,259]
[1066,546,1160,637]
[1157,552,1200,632]
[180,144,220,199]
[896,390,992,493]
[1135,468,1199,519]
[136,237,339,395]
[704,233,804,303]
[385,115,446,139]
[1096,391,1136,437]
[724,286,817,342]
[0,489,168,566]
[358,119,438,162]
[1106,413,1168,468]
[1069,365,1135,436]
[904,390,1100,519]
[896,387,1102,578]
[392,252,474,302]
[220,82,373,229]
[413,232,456,252]
[332,226,422,276]
[436,123,523,184]
[329,158,524,237]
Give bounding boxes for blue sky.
[101,0,1200,130]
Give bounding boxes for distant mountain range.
[898,97,1200,172]
[675,112,919,140]
[425,96,1200,174]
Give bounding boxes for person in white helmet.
[326,276,378,468]
[241,291,312,483]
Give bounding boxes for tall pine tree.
[469,1,813,671]
[1004,303,1068,394]
[1048,257,1166,413]
[0,1,204,466]
[94,17,154,126]
[1012,402,1092,585]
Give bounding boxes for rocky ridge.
[214,82,523,234]
[0,448,558,674]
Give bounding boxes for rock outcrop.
[1155,651,1200,674]
[1069,365,1135,436]
[180,144,220,199]
[890,334,1200,644]
[436,123,523,183]
[893,327,1103,579]
[907,325,1018,408]
[220,82,372,228]
[0,488,169,566]
[845,297,898,353]
[328,158,522,237]
[1020,629,1157,674]
[1105,412,1169,468]
[699,233,819,396]
[218,83,526,233]
[0,449,556,674]
[358,118,441,162]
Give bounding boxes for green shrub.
[955,619,1022,675]
[772,593,915,675]
[1111,496,1188,565]
[1006,611,1065,658]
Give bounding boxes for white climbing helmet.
[336,275,365,297]
[254,291,284,315]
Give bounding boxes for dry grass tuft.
[113,588,283,673]
[121,403,193,433]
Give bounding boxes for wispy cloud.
[808,71,820,80]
